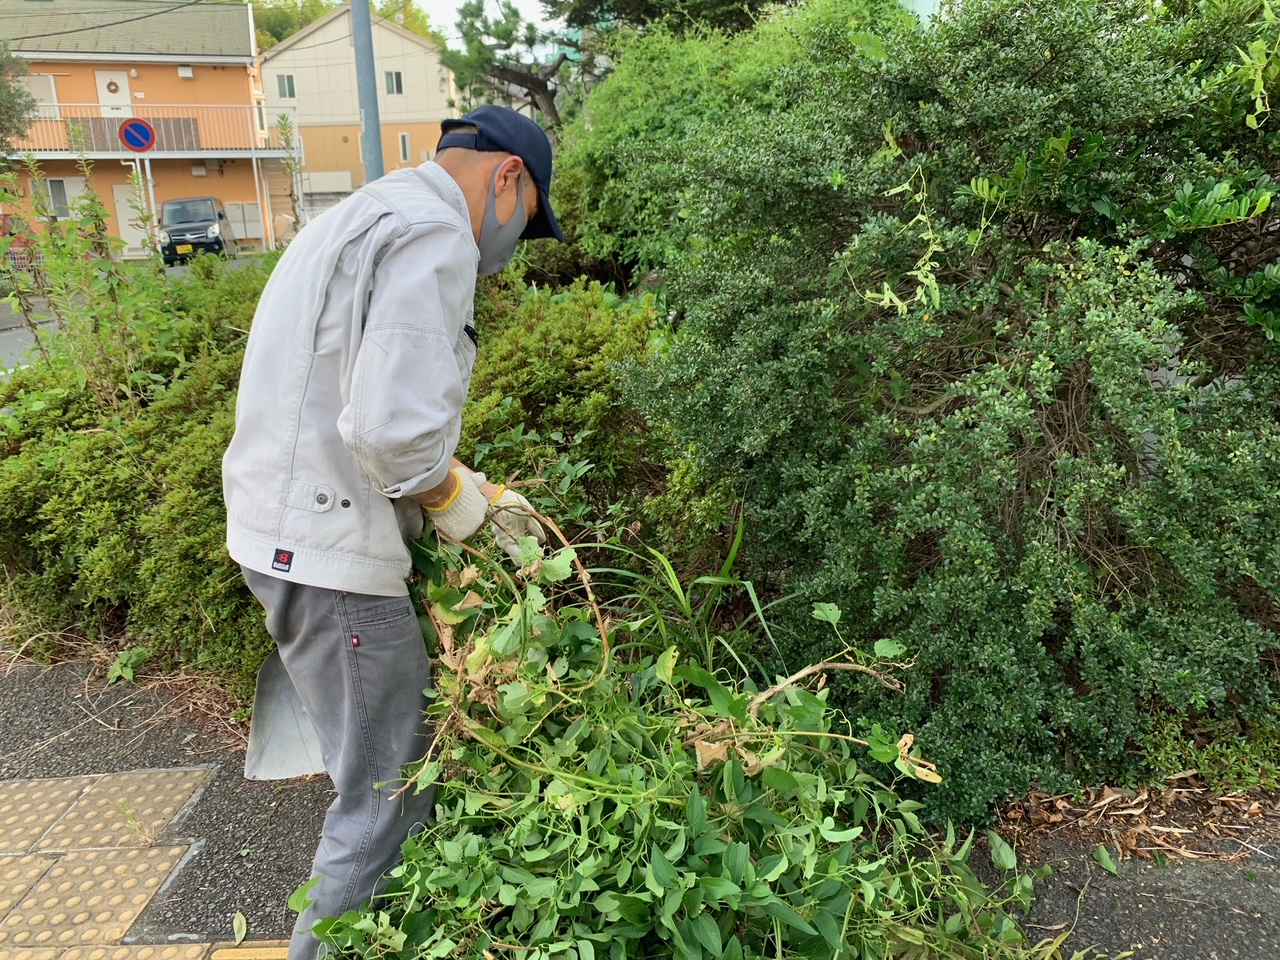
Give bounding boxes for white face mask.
[477,166,527,276]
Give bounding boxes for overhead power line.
[8,0,205,42]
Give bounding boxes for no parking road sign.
[118,118,156,153]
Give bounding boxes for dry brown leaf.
[460,565,481,588]
[695,739,731,770]
[457,591,485,611]
[437,622,457,667]
[738,747,764,777]
[1113,804,1150,817]
[902,754,943,784]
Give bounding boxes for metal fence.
[12,104,298,155]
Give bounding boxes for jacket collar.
[415,162,471,229]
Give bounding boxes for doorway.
[111,182,150,258]
[95,71,133,119]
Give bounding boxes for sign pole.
[117,118,159,246]
[143,155,158,244]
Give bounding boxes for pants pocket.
[339,593,414,629]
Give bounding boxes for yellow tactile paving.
[0,845,188,947]
[208,945,288,960]
[63,945,211,960]
[0,780,95,855]
[35,770,208,852]
[0,947,63,960]
[0,857,56,918]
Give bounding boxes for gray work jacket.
[222,162,479,596]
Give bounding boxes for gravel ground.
[3,655,1280,956]
[0,657,330,945]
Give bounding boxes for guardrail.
[13,104,298,155]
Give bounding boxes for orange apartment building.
[1,0,294,256]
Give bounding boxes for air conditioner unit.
[177,65,194,79]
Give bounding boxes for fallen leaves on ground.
[998,776,1280,868]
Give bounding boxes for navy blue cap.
[437,105,564,243]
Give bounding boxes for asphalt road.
[0,323,41,373]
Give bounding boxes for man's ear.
[496,155,525,194]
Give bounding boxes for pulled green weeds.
[311,521,1080,960]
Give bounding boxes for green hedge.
[547,0,909,281]
[459,274,657,520]
[612,0,1280,821]
[0,256,273,693]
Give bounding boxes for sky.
[401,0,559,45]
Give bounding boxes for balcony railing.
[12,104,299,156]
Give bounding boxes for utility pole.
[351,0,384,183]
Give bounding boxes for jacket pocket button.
[316,493,329,505]
[341,499,351,508]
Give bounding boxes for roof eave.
[16,51,254,65]
[260,5,350,61]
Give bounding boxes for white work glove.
[484,484,547,563]
[425,468,489,542]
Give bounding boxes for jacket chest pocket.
[454,315,477,382]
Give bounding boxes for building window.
[399,133,410,163]
[277,74,296,99]
[20,74,59,119]
[45,179,71,220]
[385,71,403,95]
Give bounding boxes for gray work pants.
[242,567,436,960]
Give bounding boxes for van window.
[161,199,216,224]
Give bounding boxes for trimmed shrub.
[620,0,1280,821]
[0,252,275,694]
[459,273,659,523]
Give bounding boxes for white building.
[259,3,458,219]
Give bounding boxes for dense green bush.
[459,273,659,526]
[617,0,1280,821]
[0,229,275,692]
[552,0,909,280]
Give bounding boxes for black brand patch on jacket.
[272,548,294,572]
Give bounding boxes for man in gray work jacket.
[222,105,563,960]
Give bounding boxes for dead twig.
[749,655,905,718]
